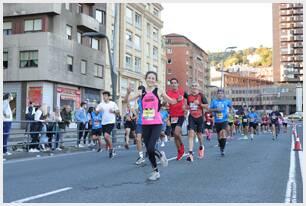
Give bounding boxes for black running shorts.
[215,122,228,133]
[188,115,204,133]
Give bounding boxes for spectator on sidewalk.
[3,93,14,156]
[86,106,95,146]
[74,102,88,147]
[49,106,62,151]
[59,105,72,149]
[25,101,35,135]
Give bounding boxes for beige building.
[104,3,166,112]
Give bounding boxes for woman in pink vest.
[141,71,177,181]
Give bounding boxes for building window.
[126,30,133,47]
[66,25,72,40]
[167,59,172,64]
[153,27,158,41]
[94,64,104,78]
[135,13,142,29]
[167,48,172,54]
[91,38,99,50]
[65,3,71,10]
[135,57,141,73]
[96,10,106,24]
[168,68,172,74]
[146,43,150,57]
[3,52,8,69]
[126,7,133,24]
[147,23,151,38]
[77,4,83,13]
[121,78,128,96]
[20,51,38,68]
[4,22,12,35]
[81,60,87,74]
[125,53,132,69]
[77,32,82,44]
[134,35,141,51]
[24,19,42,32]
[67,56,73,72]
[153,8,159,17]
[153,46,158,60]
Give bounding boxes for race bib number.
[216,112,223,119]
[94,120,100,126]
[243,119,248,123]
[272,115,276,120]
[206,122,211,125]
[143,108,155,120]
[190,103,198,111]
[171,117,178,124]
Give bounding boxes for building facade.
[272,3,303,83]
[164,33,210,94]
[3,3,107,127]
[104,3,166,112]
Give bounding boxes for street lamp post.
[221,46,237,88]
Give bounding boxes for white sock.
[139,151,143,158]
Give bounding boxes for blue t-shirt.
[91,112,103,129]
[160,109,169,124]
[137,98,142,125]
[248,112,258,123]
[210,99,232,123]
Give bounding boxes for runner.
[166,78,188,160]
[160,102,169,147]
[269,106,282,140]
[282,116,288,133]
[241,110,249,140]
[227,107,235,139]
[141,71,176,180]
[261,111,269,133]
[185,81,208,161]
[209,88,232,156]
[123,106,137,150]
[125,85,146,165]
[234,114,241,135]
[96,91,120,158]
[204,111,213,141]
[90,107,103,152]
[247,107,259,141]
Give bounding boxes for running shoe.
[160,141,165,147]
[135,157,145,165]
[160,151,168,167]
[186,153,194,162]
[124,143,130,150]
[221,149,225,156]
[96,148,102,152]
[109,149,116,158]
[177,144,185,160]
[148,171,160,181]
[198,147,204,159]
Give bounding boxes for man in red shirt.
[186,81,208,161]
[167,78,188,160]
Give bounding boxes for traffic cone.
[294,135,302,151]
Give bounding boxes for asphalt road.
[3,123,303,203]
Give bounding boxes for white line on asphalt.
[11,187,72,203]
[284,134,297,203]
[298,151,303,183]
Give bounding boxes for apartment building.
[3,3,107,126]
[104,3,166,111]
[164,33,210,94]
[272,3,303,82]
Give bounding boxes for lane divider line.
[11,187,72,203]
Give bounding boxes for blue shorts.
[136,124,142,134]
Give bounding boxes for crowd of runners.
[3,71,292,181]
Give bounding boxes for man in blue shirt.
[74,102,88,147]
[247,107,259,141]
[209,89,232,156]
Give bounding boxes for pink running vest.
[141,90,162,125]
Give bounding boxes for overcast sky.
[161,3,273,53]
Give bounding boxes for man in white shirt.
[97,91,120,158]
[3,93,13,155]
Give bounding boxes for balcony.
[77,13,100,32]
[293,22,303,28]
[280,10,293,15]
[294,36,303,41]
[293,9,303,15]
[293,3,303,8]
[295,56,303,61]
[293,29,303,35]
[4,3,61,17]
[294,49,303,55]
[294,16,303,21]
[293,42,303,48]
[280,3,293,9]
[293,63,303,68]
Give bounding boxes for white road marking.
[11,187,72,203]
[298,151,303,183]
[284,134,297,203]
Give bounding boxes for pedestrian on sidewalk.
[50,106,62,151]
[59,105,72,149]
[75,102,88,148]
[3,93,14,156]
[25,101,35,135]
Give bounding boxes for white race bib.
[171,117,178,124]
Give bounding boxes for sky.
[161,3,273,53]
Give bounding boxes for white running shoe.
[148,171,160,181]
[195,137,198,143]
[160,141,165,147]
[160,151,168,167]
[55,147,62,151]
[4,152,12,156]
[135,157,145,165]
[79,144,85,148]
[164,135,168,142]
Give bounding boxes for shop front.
[56,85,81,111]
[83,88,101,108]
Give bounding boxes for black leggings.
[142,124,162,169]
